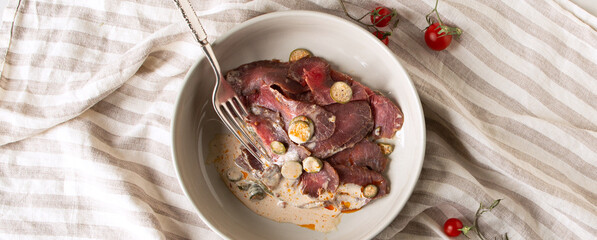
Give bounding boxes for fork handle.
[172,0,222,81]
[201,43,223,84]
[172,0,209,45]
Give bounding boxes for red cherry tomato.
[373,31,389,45]
[425,22,452,51]
[443,218,463,237]
[370,7,392,27]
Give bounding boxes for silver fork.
[173,0,270,165]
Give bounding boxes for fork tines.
[218,97,270,165]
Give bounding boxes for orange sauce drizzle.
[341,208,361,214]
[299,224,316,230]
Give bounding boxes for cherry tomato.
[443,218,463,237]
[425,22,452,51]
[370,7,392,27]
[373,31,389,45]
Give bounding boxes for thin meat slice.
[299,162,339,198]
[250,86,336,143]
[370,94,404,139]
[234,148,264,173]
[297,57,335,105]
[234,148,281,189]
[328,139,389,173]
[305,101,374,159]
[226,60,307,96]
[249,105,283,123]
[333,164,390,199]
[289,57,369,105]
[246,108,310,164]
[330,69,371,101]
[288,57,309,85]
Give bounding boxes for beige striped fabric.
[1,0,596,239]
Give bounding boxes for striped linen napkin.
[1,0,596,239]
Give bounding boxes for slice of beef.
[288,57,309,85]
[249,105,284,124]
[234,148,264,173]
[250,86,336,143]
[370,93,404,139]
[305,101,374,159]
[299,161,339,198]
[329,69,371,101]
[225,60,307,97]
[328,139,389,173]
[289,57,370,105]
[246,109,310,164]
[332,164,390,199]
[234,148,282,189]
[295,57,335,105]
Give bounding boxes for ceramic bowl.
[171,10,425,240]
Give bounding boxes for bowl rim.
[171,10,426,240]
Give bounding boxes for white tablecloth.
[1,0,596,239]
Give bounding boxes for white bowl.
[171,10,425,240]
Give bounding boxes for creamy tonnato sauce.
[208,134,366,232]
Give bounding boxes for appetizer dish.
[208,49,404,232]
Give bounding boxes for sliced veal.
[234,148,264,173]
[327,139,389,173]
[332,164,390,199]
[330,69,371,101]
[289,57,369,105]
[250,86,336,143]
[246,108,311,164]
[299,161,340,198]
[305,101,374,159]
[226,60,307,96]
[370,93,404,139]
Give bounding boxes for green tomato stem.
[425,0,462,37]
[461,199,505,240]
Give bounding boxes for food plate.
[171,10,425,240]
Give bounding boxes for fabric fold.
[0,21,197,146]
[0,0,596,239]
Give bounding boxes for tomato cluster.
[369,6,397,45]
[368,2,462,50]
[340,1,462,49]
[338,1,398,46]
